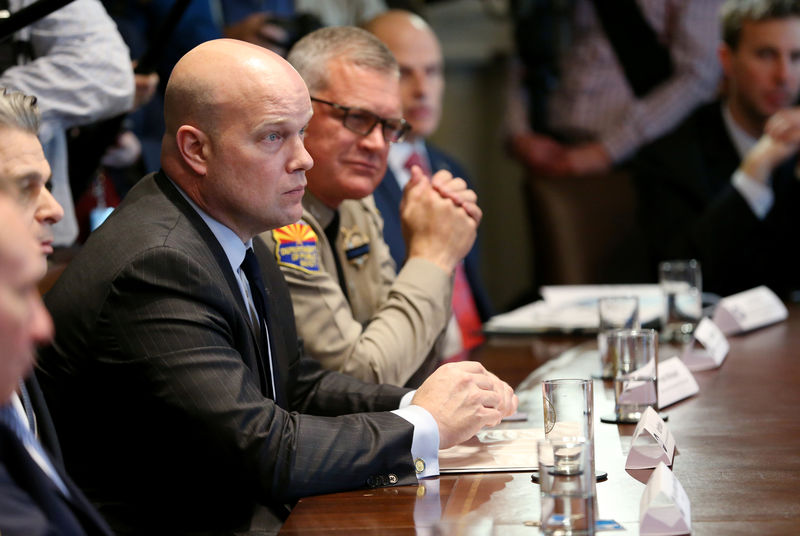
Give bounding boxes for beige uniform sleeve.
[260,202,452,386]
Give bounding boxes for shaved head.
[365,10,444,139]
[161,38,314,240]
[164,38,301,141]
[363,9,433,37]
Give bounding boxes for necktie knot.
[404,151,430,177]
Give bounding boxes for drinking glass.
[607,329,659,423]
[543,379,593,442]
[659,259,702,342]
[537,437,595,535]
[597,296,640,379]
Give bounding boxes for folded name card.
[657,357,699,408]
[640,462,691,535]
[712,286,787,335]
[681,317,729,371]
[626,407,676,470]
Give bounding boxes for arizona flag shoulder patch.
[272,220,320,273]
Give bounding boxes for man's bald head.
[160,38,314,241]
[364,10,444,139]
[164,39,300,142]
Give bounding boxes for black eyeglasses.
[311,97,410,143]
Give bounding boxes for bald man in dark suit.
[37,39,516,535]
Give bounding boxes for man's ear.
[175,125,209,176]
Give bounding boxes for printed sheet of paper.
[640,462,692,535]
[439,428,543,473]
[482,285,663,334]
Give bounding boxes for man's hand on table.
[411,361,518,449]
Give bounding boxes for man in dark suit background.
[633,0,800,297]
[365,10,493,359]
[38,39,517,535]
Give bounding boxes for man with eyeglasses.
[261,26,481,387]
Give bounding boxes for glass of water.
[659,259,702,343]
[597,296,640,379]
[608,328,658,423]
[537,437,595,535]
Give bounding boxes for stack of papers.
[483,285,664,335]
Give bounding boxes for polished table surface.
[280,305,800,535]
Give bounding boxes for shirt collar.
[168,176,252,273]
[722,101,759,160]
[303,191,336,229]
[388,139,428,174]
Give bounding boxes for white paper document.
[626,407,676,470]
[657,357,699,408]
[711,286,787,335]
[483,284,663,334]
[681,317,729,371]
[640,462,692,535]
[439,428,543,473]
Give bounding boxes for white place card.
[712,286,787,335]
[681,317,729,371]
[640,462,691,535]
[626,407,676,470]
[657,357,699,409]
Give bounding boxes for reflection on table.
[280,305,800,535]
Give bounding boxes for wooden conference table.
[280,305,800,535]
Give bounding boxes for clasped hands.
[400,165,481,274]
[742,107,800,183]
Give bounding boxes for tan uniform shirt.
[259,193,452,386]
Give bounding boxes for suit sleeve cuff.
[732,169,773,219]
[391,404,440,479]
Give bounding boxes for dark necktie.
[240,248,287,408]
[324,210,349,302]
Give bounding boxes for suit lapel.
[1,425,113,535]
[153,172,270,395]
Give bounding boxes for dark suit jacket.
[373,142,494,320]
[38,171,417,535]
[632,101,800,297]
[0,422,113,536]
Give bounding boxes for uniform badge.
[272,220,320,273]
[341,225,370,269]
